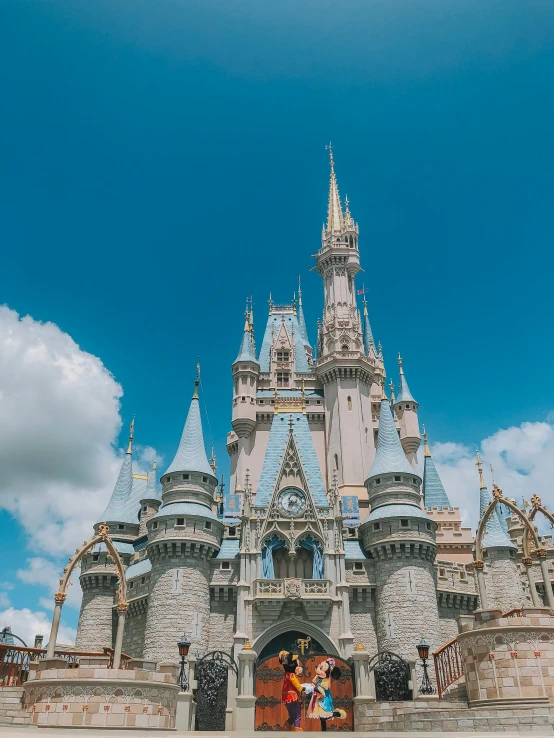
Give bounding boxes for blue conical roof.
[96,449,134,524]
[165,386,213,476]
[362,301,375,355]
[479,484,516,550]
[367,398,416,480]
[395,356,417,404]
[234,321,258,363]
[423,452,452,510]
[297,294,311,348]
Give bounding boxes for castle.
[74,149,554,675]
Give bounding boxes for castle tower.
[422,430,473,564]
[138,462,161,537]
[476,454,523,611]
[142,374,222,662]
[359,397,441,660]
[75,420,138,650]
[393,354,420,468]
[231,308,260,489]
[315,148,375,494]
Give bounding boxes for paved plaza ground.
[1,729,553,738]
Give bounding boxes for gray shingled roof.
[366,399,417,480]
[165,395,213,476]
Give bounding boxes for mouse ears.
[330,666,342,680]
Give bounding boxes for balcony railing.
[0,645,131,687]
[254,579,331,599]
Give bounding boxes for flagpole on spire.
[126,415,135,455]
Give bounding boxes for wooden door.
[255,653,354,731]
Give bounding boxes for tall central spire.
[326,143,344,234]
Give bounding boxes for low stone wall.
[22,660,179,729]
[354,699,554,732]
[458,607,554,705]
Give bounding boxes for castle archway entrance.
[254,631,353,731]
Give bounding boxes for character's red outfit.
[282,672,303,729]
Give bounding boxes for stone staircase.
[0,686,33,726]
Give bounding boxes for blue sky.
[1,0,553,640]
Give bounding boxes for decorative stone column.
[45,592,66,658]
[235,642,257,732]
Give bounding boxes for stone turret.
[232,308,259,439]
[75,420,137,651]
[315,148,375,492]
[142,374,222,662]
[476,454,522,612]
[138,462,161,537]
[393,354,420,468]
[360,397,441,661]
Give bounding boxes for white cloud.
[0,607,76,647]
[0,307,160,556]
[0,592,11,609]
[429,419,554,533]
[17,557,82,610]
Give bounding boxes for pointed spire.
[96,418,135,524]
[297,276,311,348]
[476,451,515,549]
[362,297,375,354]
[422,428,452,509]
[165,373,214,477]
[389,378,395,404]
[367,398,416,479]
[325,143,344,234]
[145,461,158,499]
[234,304,259,363]
[395,353,417,404]
[126,416,135,455]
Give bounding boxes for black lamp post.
[178,634,192,692]
[416,638,435,695]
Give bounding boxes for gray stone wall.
[143,550,211,662]
[375,556,441,660]
[208,596,237,652]
[486,549,525,612]
[349,591,378,654]
[74,573,116,651]
[122,599,148,658]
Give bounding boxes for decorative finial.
[193,361,200,399]
[389,378,395,402]
[268,292,273,311]
[152,461,156,471]
[209,446,217,475]
[398,353,404,373]
[126,415,135,455]
[422,425,431,458]
[298,275,302,303]
[354,642,366,652]
[475,451,486,489]
[378,341,383,357]
[490,464,496,484]
[325,141,335,169]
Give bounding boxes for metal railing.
[0,645,131,687]
[433,638,464,699]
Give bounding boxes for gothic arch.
[252,616,340,657]
[475,488,540,561]
[56,523,127,607]
[528,494,554,532]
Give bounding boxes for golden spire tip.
[422,425,431,457]
[475,451,486,489]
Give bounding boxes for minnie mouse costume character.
[307,658,347,732]
[278,651,304,732]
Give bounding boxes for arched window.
[341,344,349,351]
[347,396,352,411]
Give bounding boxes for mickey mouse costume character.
[278,651,304,732]
[307,658,347,731]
